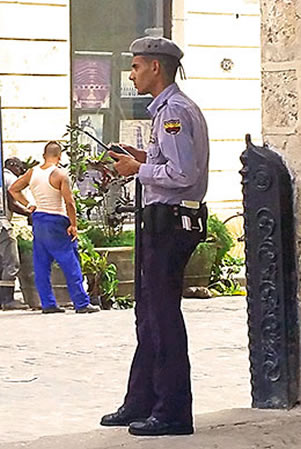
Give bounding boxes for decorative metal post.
[240,135,299,409]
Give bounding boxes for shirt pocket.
[147,141,161,162]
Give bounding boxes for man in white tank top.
[9,141,99,314]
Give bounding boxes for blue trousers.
[32,212,89,310]
[124,228,201,426]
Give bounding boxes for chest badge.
[164,119,182,135]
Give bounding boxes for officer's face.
[129,56,155,95]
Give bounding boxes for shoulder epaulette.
[157,99,168,114]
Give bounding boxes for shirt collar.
[147,83,180,118]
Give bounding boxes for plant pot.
[183,243,217,290]
[18,251,72,309]
[95,246,134,298]
[95,243,217,299]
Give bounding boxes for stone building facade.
[0,0,262,220]
[261,0,301,287]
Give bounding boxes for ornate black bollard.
[240,135,299,409]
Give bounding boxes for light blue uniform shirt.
[138,83,209,206]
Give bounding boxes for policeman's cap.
[130,37,184,61]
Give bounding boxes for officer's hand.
[108,152,141,176]
[120,145,147,163]
[67,225,78,242]
[28,205,36,214]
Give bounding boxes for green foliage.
[206,214,234,262]
[85,227,135,248]
[78,233,117,307]
[78,233,133,309]
[17,237,33,253]
[113,295,134,310]
[63,123,115,188]
[194,215,245,296]
[209,254,245,296]
[22,156,39,170]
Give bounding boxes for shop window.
[71,0,171,148]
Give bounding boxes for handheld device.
[109,143,133,158]
[68,125,133,160]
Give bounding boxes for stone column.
[261,0,301,293]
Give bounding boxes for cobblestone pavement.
[0,297,251,444]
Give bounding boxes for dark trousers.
[0,227,20,306]
[124,228,201,425]
[32,212,89,310]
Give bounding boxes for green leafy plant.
[84,227,135,248]
[209,253,245,296]
[64,123,134,239]
[78,233,133,309]
[14,223,33,253]
[17,237,33,253]
[22,156,40,170]
[113,294,134,310]
[191,214,245,296]
[205,214,234,261]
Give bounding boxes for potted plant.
[183,214,234,290]
[64,123,136,298]
[78,223,135,298]
[78,232,133,309]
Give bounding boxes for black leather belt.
[142,203,207,236]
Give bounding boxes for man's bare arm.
[9,170,33,207]
[7,192,31,217]
[60,174,77,240]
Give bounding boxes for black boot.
[0,286,5,308]
[1,286,29,311]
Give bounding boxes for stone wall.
[261,0,301,284]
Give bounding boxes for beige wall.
[0,0,70,163]
[261,0,301,266]
[172,0,261,219]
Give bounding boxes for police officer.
[100,36,209,436]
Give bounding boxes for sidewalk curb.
[1,407,301,449]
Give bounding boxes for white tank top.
[29,165,67,216]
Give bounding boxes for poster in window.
[120,120,152,149]
[78,114,104,156]
[120,71,151,98]
[76,114,104,198]
[73,57,111,109]
[121,71,137,98]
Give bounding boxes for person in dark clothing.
[0,158,31,310]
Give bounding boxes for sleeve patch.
[163,119,182,135]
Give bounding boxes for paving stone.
[0,297,251,444]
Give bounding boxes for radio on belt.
[179,200,203,232]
